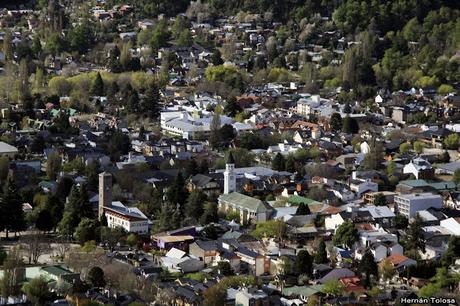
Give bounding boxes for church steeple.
[224,152,236,194]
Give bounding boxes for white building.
[224,153,236,194]
[98,172,151,234]
[349,179,378,198]
[160,111,252,140]
[105,201,150,234]
[403,157,433,179]
[394,193,443,218]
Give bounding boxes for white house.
[360,229,398,247]
[160,248,204,273]
[403,157,433,179]
[349,179,378,198]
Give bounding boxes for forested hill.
[100,0,460,93]
[105,0,460,26]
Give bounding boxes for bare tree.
[54,238,72,262]
[154,286,176,306]
[20,231,50,264]
[0,247,23,298]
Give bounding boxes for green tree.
[35,209,54,232]
[69,22,94,54]
[3,31,13,62]
[46,151,62,181]
[0,156,10,184]
[386,160,396,176]
[413,141,425,154]
[87,266,106,288]
[373,193,387,206]
[363,138,384,170]
[0,178,25,238]
[406,214,425,253]
[394,214,408,229]
[379,258,396,282]
[295,250,313,276]
[219,124,236,147]
[251,220,286,240]
[176,30,193,47]
[285,154,296,173]
[58,185,92,237]
[358,251,378,288]
[22,277,52,305]
[314,239,328,264]
[107,131,130,160]
[342,116,359,134]
[216,261,233,276]
[150,20,170,50]
[224,96,242,117]
[203,284,227,306]
[272,153,286,171]
[332,221,358,248]
[92,72,104,96]
[100,226,125,251]
[444,133,460,150]
[330,113,342,132]
[45,33,64,56]
[296,204,311,215]
[211,49,224,66]
[200,201,218,224]
[74,218,98,245]
[399,142,411,155]
[442,236,460,266]
[184,190,207,224]
[452,169,460,190]
[142,81,160,118]
[209,112,222,149]
[166,171,188,206]
[126,233,138,248]
[321,279,344,296]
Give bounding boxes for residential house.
[235,288,269,306]
[317,268,355,284]
[349,178,379,198]
[325,207,373,232]
[403,157,434,180]
[186,173,221,195]
[381,254,416,273]
[160,248,204,273]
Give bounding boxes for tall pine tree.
[0,178,25,238]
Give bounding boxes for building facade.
[394,193,443,218]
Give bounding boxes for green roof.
[50,108,77,118]
[221,231,243,240]
[400,179,429,187]
[400,179,456,190]
[219,192,272,213]
[282,285,323,297]
[41,266,72,277]
[287,195,321,206]
[429,181,456,190]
